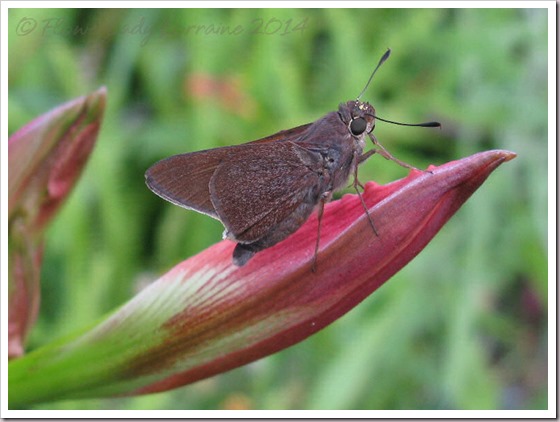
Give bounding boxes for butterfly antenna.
[356,48,391,101]
[373,114,441,128]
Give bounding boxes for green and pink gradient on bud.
[8,88,106,359]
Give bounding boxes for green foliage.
[9,8,548,410]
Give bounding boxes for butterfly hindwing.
[209,142,327,243]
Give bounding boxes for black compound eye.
[350,117,367,135]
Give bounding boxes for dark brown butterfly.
[145,49,440,269]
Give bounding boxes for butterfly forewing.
[145,123,315,220]
[247,123,313,145]
[145,148,237,219]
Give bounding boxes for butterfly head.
[338,100,377,138]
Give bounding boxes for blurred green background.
[8,8,548,410]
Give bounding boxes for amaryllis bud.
[8,149,515,407]
[8,88,106,358]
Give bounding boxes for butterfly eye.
[350,117,367,135]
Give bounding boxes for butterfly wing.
[145,147,235,219]
[209,142,326,243]
[145,123,314,220]
[247,123,312,145]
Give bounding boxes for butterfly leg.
[354,149,377,189]
[368,132,429,173]
[358,148,377,164]
[352,150,379,236]
[311,192,331,273]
